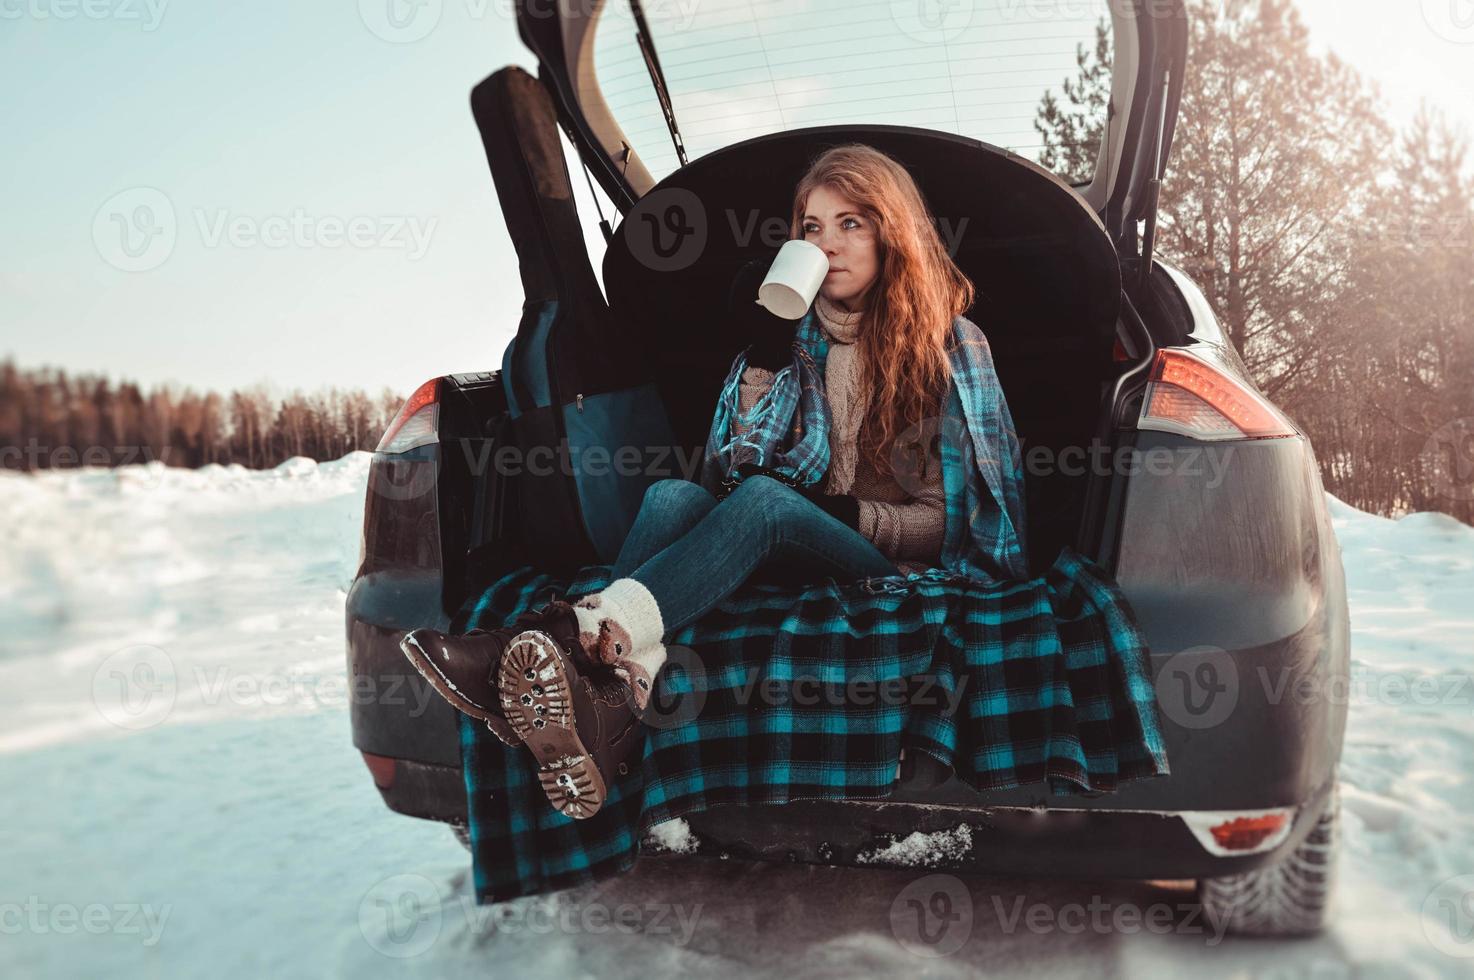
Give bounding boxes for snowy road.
[2,453,1471,977]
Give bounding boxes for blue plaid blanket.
[455,313,1168,902]
[459,551,1168,903]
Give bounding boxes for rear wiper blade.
[630,0,687,167]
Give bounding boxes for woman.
[401,144,982,819]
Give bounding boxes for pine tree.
[1032,0,1472,523]
[1033,19,1113,185]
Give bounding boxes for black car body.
[347,0,1349,932]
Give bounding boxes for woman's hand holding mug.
[729,240,830,371]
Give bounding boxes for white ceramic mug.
[756,239,830,320]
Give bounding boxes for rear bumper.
[365,753,1333,880]
[679,784,1336,880]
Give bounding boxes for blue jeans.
[610,476,899,637]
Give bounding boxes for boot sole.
[497,630,608,820]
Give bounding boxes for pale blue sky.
[2,0,1470,402]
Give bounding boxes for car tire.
[1196,782,1341,936]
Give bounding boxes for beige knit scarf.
[815,293,870,494]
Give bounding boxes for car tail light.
[1208,814,1290,851]
[375,378,441,453]
[1138,348,1296,441]
[361,751,397,790]
[1181,808,1295,856]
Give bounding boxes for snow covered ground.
[2,453,1471,978]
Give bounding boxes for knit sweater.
[734,294,946,575]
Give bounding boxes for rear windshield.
[592,0,1112,184]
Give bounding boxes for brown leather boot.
[402,601,643,818]
[496,627,643,820]
[399,601,590,747]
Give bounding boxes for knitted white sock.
[572,579,668,711]
[572,578,664,657]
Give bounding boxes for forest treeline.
[3,0,1471,525]
[0,358,404,471]
[1037,0,1474,524]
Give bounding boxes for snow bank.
[2,462,1471,978]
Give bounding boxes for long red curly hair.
[789,144,974,475]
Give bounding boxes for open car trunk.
[438,93,1147,816]
[452,64,1144,610]
[462,0,1193,584]
[434,94,1154,828]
